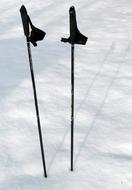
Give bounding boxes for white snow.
[0,0,132,189]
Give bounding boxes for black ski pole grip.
[20,5,30,38]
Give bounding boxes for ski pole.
[71,44,74,171]
[26,39,47,178]
[20,5,47,178]
[61,6,88,171]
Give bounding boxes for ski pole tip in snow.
[44,173,48,178]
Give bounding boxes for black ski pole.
[20,5,47,178]
[61,6,88,171]
[26,40,47,178]
[71,44,74,171]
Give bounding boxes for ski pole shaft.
[26,39,47,178]
[71,44,74,171]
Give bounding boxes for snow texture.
[0,0,132,189]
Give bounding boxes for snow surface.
[0,0,132,189]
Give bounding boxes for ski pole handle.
[20,5,30,38]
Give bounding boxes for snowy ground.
[0,0,132,189]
